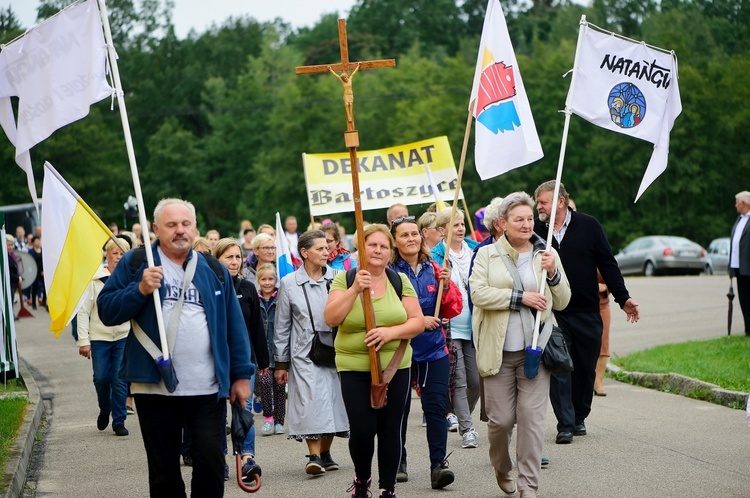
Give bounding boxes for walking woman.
[389,217,463,489]
[274,230,349,476]
[470,192,570,498]
[213,238,269,484]
[324,224,424,498]
[431,208,481,448]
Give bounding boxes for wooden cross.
[296,19,396,390]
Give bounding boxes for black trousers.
[549,312,602,432]
[340,368,411,492]
[135,393,226,498]
[735,274,750,335]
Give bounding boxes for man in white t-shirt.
[98,198,253,497]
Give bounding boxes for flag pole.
[97,0,170,360]
[531,15,587,350]
[434,102,475,318]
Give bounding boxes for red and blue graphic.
[475,58,519,134]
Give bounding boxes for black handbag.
[542,325,574,376]
[302,285,337,368]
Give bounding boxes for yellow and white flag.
[42,162,112,336]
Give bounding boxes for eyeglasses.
[424,226,438,231]
[258,246,276,251]
[390,216,415,227]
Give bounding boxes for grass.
[0,396,28,473]
[612,336,750,393]
[0,378,26,394]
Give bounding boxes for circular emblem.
[608,83,646,129]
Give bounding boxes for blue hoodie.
[97,241,254,400]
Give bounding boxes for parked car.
[705,237,730,275]
[615,235,708,276]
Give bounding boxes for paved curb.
[608,363,749,409]
[2,359,45,498]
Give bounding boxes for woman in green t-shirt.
[324,223,424,498]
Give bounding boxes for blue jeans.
[90,339,128,427]
[135,393,226,497]
[242,373,256,456]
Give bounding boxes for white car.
[705,237,730,275]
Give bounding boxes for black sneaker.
[113,425,129,437]
[430,452,455,489]
[305,454,325,476]
[97,411,109,431]
[347,476,372,498]
[396,461,408,482]
[182,453,193,467]
[379,490,396,498]
[320,451,340,471]
[241,457,262,483]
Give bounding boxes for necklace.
[370,274,386,295]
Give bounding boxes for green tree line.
[0,0,747,251]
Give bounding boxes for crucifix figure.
[328,63,360,124]
[296,19,395,391]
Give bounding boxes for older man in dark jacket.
[729,190,750,335]
[534,181,639,445]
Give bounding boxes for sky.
[3,0,359,38]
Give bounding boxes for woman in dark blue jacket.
[389,216,463,489]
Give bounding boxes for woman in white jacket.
[77,237,131,436]
[470,192,571,498]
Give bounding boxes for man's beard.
[538,212,549,223]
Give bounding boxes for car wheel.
[644,261,656,277]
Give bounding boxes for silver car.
[705,237,730,275]
[615,235,708,276]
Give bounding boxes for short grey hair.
[736,191,750,205]
[482,197,505,235]
[153,198,197,224]
[298,230,327,259]
[534,180,569,206]
[499,192,535,220]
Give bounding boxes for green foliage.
[0,0,747,248]
[0,396,28,471]
[613,337,750,392]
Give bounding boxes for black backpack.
[340,267,403,299]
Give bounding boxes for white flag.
[567,23,682,201]
[0,0,113,203]
[469,0,543,180]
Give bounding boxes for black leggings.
[340,368,410,492]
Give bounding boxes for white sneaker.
[462,429,478,449]
[261,421,274,436]
[446,414,458,432]
[274,423,285,435]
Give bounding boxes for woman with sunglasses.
[389,216,463,489]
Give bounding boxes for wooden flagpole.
[97,0,170,360]
[433,102,475,318]
[296,19,395,386]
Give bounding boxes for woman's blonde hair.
[435,207,464,229]
[192,237,211,253]
[256,263,277,281]
[363,223,394,250]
